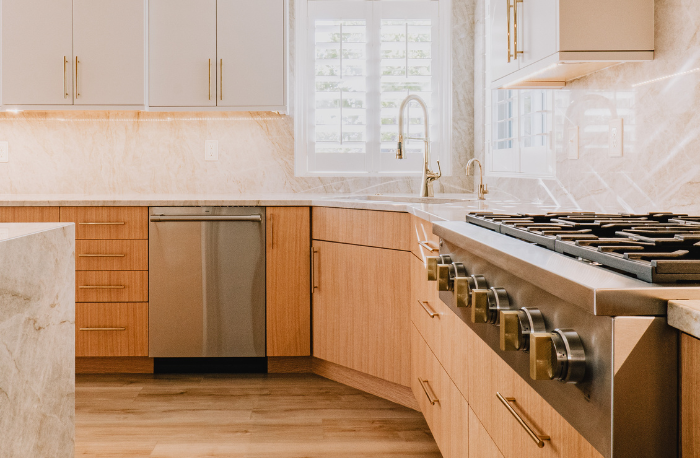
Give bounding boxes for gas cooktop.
[465,211,700,283]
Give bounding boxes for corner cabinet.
[149,0,285,110]
[490,0,654,88]
[1,0,146,108]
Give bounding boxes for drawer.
[0,206,59,222]
[76,303,148,357]
[312,207,410,251]
[76,240,148,271]
[76,271,148,302]
[411,215,440,261]
[61,207,148,239]
[469,407,504,458]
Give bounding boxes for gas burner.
[466,211,700,283]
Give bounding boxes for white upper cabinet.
[217,0,285,108]
[490,0,654,88]
[2,0,73,105]
[149,0,217,107]
[73,0,146,106]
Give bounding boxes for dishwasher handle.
[150,215,262,222]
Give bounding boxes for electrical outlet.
[609,119,623,157]
[205,140,218,161]
[567,126,579,159]
[0,141,8,163]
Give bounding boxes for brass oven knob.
[500,307,546,352]
[486,287,510,324]
[428,254,452,284]
[449,263,469,306]
[437,264,451,291]
[471,289,489,323]
[455,274,487,308]
[530,329,586,383]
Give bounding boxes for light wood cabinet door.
[682,333,700,458]
[76,271,148,303]
[75,240,148,271]
[149,0,217,107]
[1,0,73,105]
[60,207,148,239]
[470,406,504,458]
[76,303,148,357]
[411,215,440,261]
[266,207,311,357]
[312,240,411,386]
[217,0,284,108]
[312,207,411,251]
[0,207,60,222]
[73,0,145,106]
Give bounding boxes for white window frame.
[294,0,452,177]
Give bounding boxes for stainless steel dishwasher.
[149,207,265,359]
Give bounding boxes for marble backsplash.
[476,0,700,214]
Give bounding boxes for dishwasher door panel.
[149,207,266,358]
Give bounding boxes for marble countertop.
[668,301,700,339]
[0,222,73,242]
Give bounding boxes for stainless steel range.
[430,212,700,458]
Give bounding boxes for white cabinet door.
[73,0,146,106]
[217,0,285,108]
[518,0,557,67]
[1,0,73,105]
[149,0,217,107]
[490,0,519,83]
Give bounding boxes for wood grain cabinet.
[682,333,700,458]
[0,207,60,222]
[266,207,311,357]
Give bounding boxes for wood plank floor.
[76,373,442,457]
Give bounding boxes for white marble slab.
[0,223,75,458]
[668,300,700,339]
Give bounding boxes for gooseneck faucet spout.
[466,158,488,200]
[396,95,441,198]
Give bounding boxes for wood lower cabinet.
[75,240,148,271]
[411,214,440,261]
[312,207,411,251]
[682,333,700,458]
[76,271,148,302]
[0,206,59,222]
[76,303,148,356]
[266,207,311,357]
[60,206,148,239]
[470,407,504,458]
[312,239,411,387]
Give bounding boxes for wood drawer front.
[76,240,148,271]
[76,303,148,357]
[411,254,444,361]
[312,207,410,251]
[467,328,603,458]
[682,333,700,458]
[469,407,504,458]
[76,271,148,303]
[61,207,148,239]
[411,215,440,261]
[0,206,60,222]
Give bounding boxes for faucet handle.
[482,183,489,195]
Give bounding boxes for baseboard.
[76,357,154,374]
[312,357,419,411]
[268,356,313,373]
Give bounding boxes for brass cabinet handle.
[311,247,319,291]
[220,58,223,100]
[75,56,80,98]
[78,285,125,289]
[497,392,550,448]
[208,58,212,101]
[418,241,438,253]
[78,254,126,258]
[506,0,511,63]
[418,378,439,405]
[270,213,274,249]
[78,222,126,225]
[79,327,126,331]
[514,0,523,59]
[418,300,438,318]
[63,56,68,98]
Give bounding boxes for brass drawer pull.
[79,222,126,225]
[417,300,438,318]
[78,285,126,289]
[79,254,126,258]
[418,378,439,405]
[497,392,550,448]
[79,327,126,331]
[418,241,438,252]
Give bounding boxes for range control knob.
[499,308,546,352]
[426,254,452,282]
[486,287,510,324]
[471,289,489,324]
[530,329,586,383]
[436,257,455,291]
[449,263,469,304]
[454,274,487,308]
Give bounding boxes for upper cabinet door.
[518,0,557,67]
[490,0,520,82]
[73,0,146,106]
[217,0,285,108]
[149,0,217,107]
[1,0,73,105]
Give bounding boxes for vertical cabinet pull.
[270,214,274,249]
[514,0,523,58]
[418,378,439,405]
[75,56,80,98]
[220,59,224,100]
[63,56,68,99]
[311,247,319,292]
[497,392,550,448]
[208,59,212,101]
[506,0,511,63]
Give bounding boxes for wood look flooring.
[76,373,442,457]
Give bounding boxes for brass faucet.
[396,95,441,198]
[466,158,488,200]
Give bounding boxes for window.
[295,0,451,177]
[486,88,555,178]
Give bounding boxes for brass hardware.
[466,159,488,200]
[311,247,319,291]
[437,264,451,291]
[418,378,439,405]
[425,256,439,281]
[220,58,223,100]
[63,56,68,98]
[530,329,586,383]
[270,214,274,249]
[530,332,554,380]
[208,58,212,101]
[471,289,489,323]
[506,0,511,63]
[514,0,524,58]
[487,287,510,324]
[454,276,470,308]
[78,285,125,289]
[78,254,126,258]
[75,56,80,98]
[418,241,438,253]
[418,300,438,318]
[497,392,550,448]
[78,222,126,226]
[500,310,522,351]
[79,327,126,331]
